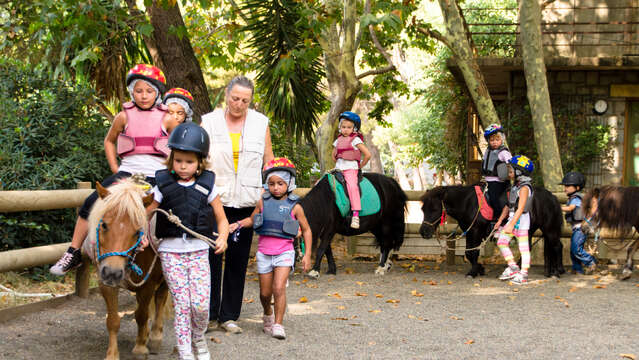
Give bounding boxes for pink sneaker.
[262,314,274,334]
[271,323,286,339]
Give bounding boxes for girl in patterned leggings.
[494,155,535,285]
[147,123,229,360]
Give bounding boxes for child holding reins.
[230,157,312,340]
[332,111,371,229]
[146,122,229,360]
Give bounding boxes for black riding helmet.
[559,171,586,189]
[168,122,210,157]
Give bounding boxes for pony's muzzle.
[419,223,434,238]
[100,265,125,286]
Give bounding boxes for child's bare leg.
[259,272,274,316]
[70,217,89,249]
[272,266,291,324]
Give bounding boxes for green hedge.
[0,60,111,251]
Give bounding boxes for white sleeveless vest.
[201,108,268,208]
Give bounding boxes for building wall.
[510,69,639,186]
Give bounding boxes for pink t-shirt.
[257,213,296,255]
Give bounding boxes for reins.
[95,208,219,288]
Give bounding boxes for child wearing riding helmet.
[146,122,229,360]
[560,171,597,275]
[51,64,170,276]
[481,124,512,228]
[494,155,534,285]
[230,157,312,340]
[163,87,195,133]
[332,111,372,229]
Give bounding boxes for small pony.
[420,185,565,278]
[582,185,639,280]
[86,179,168,360]
[300,172,407,277]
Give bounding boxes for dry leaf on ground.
[369,309,382,313]
[464,339,475,345]
[299,296,308,303]
[331,317,348,320]
[594,284,606,289]
[375,294,384,298]
[620,354,636,360]
[411,290,424,297]
[355,292,368,297]
[386,299,400,304]
[210,337,222,344]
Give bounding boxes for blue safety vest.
[254,192,299,239]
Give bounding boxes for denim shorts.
[256,250,295,274]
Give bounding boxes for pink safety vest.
[335,133,362,162]
[117,102,169,158]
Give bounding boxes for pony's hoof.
[148,339,162,354]
[132,344,149,360]
[306,270,320,279]
[374,266,386,275]
[620,268,632,280]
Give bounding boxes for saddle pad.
[474,185,494,221]
[326,174,381,217]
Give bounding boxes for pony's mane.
[585,185,639,232]
[420,185,467,203]
[87,179,149,243]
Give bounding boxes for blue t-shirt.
[567,196,582,226]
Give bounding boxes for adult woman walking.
[200,76,274,333]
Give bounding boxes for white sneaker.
[511,271,528,285]
[221,320,242,334]
[192,338,210,360]
[262,314,274,334]
[271,323,286,339]
[499,265,520,280]
[351,216,360,229]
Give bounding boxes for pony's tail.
[385,176,407,251]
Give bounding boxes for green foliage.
[0,60,111,250]
[241,0,328,144]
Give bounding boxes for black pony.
[582,185,639,280]
[299,172,407,278]
[419,185,565,278]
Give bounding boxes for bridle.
[421,201,447,228]
[95,219,150,284]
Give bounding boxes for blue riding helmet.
[509,155,534,175]
[339,111,361,131]
[168,122,210,157]
[484,124,503,140]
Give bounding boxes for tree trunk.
[388,141,411,189]
[437,0,501,129]
[411,167,423,191]
[365,133,384,173]
[518,0,563,191]
[147,1,211,122]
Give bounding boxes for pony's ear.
[142,193,154,207]
[96,182,110,199]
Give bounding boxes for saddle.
[474,185,494,221]
[326,170,381,217]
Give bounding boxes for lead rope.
[125,208,220,287]
[432,196,490,253]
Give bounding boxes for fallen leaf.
[375,294,384,298]
[620,354,636,360]
[243,298,254,304]
[464,339,475,345]
[593,284,606,289]
[555,296,562,300]
[299,296,308,303]
[412,277,418,282]
[351,315,358,319]
[429,280,437,286]
[337,305,346,310]
[415,301,422,304]
[411,290,424,297]
[386,299,400,304]
[539,293,545,297]
[569,287,578,293]
[305,283,318,288]
[348,323,361,326]
[401,263,411,268]
[355,292,368,297]
[369,341,376,346]
[345,268,354,274]
[209,337,222,344]
[327,278,335,282]
[302,279,309,283]
[407,265,415,272]
[294,281,301,285]
[512,288,519,293]
[332,293,342,298]
[434,266,440,270]
[331,317,348,320]
[408,314,416,319]
[368,309,382,313]
[444,271,448,275]
[356,281,365,286]
[447,281,453,285]
[450,316,464,320]
[635,284,639,287]
[508,296,516,300]
[473,283,480,287]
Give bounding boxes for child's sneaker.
[49,248,82,276]
[499,265,520,280]
[511,271,528,285]
[262,314,274,334]
[271,323,286,339]
[351,216,360,229]
[192,338,210,360]
[585,263,597,275]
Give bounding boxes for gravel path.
[1,259,638,360]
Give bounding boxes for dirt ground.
[1,246,638,360]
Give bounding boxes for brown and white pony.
[87,180,168,360]
[582,185,639,280]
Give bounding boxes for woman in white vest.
[200,76,274,334]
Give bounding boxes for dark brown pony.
[87,180,168,360]
[582,185,639,280]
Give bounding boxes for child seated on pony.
[332,111,371,229]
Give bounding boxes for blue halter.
[95,219,146,278]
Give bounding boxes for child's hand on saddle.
[302,254,311,273]
[214,238,228,254]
